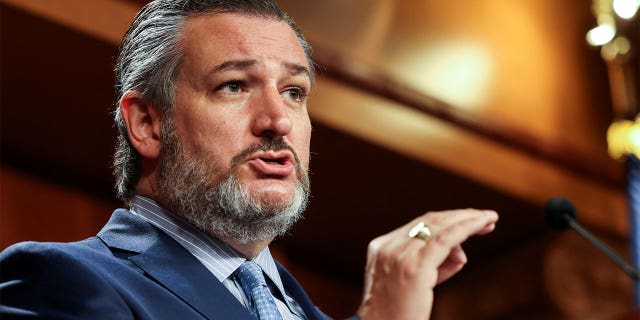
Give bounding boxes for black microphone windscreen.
[544,197,577,230]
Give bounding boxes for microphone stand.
[567,219,640,281]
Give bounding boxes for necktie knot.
[235,261,282,320]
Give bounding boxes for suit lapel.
[99,210,332,320]
[98,210,254,320]
[276,262,333,320]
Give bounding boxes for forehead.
[179,13,308,72]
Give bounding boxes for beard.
[156,120,310,244]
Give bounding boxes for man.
[0,1,498,319]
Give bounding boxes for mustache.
[230,137,303,170]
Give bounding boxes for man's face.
[156,13,312,243]
[171,13,312,209]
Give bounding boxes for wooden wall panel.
[0,167,115,250]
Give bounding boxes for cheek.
[295,120,312,168]
[197,122,245,161]
[173,114,234,161]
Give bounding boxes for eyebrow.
[283,62,310,79]
[213,59,257,72]
[209,59,310,80]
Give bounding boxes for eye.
[282,87,308,103]
[215,81,245,94]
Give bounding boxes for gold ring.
[408,222,432,241]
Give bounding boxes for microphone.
[544,197,640,281]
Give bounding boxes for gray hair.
[113,0,314,203]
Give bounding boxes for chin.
[257,190,296,208]
[249,184,295,207]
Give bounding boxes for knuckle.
[428,214,444,224]
[378,246,398,263]
[400,264,419,279]
[431,232,450,247]
[427,210,452,224]
[368,236,384,253]
[400,257,420,278]
[375,245,402,262]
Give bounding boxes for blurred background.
[1,0,638,319]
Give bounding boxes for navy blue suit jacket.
[0,209,333,320]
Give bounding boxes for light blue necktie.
[235,261,283,320]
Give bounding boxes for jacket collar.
[98,209,332,320]
[98,209,253,319]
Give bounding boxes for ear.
[119,91,163,160]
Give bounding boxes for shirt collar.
[129,195,288,297]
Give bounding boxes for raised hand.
[356,209,499,320]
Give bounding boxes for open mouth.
[260,157,287,165]
[248,152,295,177]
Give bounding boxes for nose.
[250,88,293,138]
